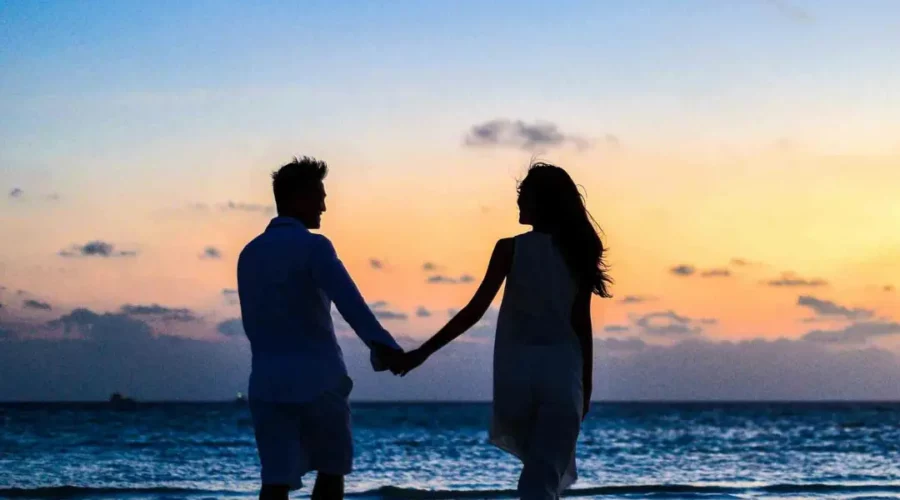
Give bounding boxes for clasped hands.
[371,343,430,377]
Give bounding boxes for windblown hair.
[517,162,612,297]
[272,156,329,213]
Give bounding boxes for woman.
[398,162,612,499]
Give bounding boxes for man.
[237,156,403,500]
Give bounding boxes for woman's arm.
[398,238,514,375]
[572,284,593,419]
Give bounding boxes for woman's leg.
[517,402,581,500]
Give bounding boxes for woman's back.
[496,231,578,346]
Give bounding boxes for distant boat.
[109,392,138,409]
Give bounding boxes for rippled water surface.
[2,402,900,498]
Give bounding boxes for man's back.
[238,217,346,402]
[238,216,400,404]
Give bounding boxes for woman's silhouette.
[398,162,612,500]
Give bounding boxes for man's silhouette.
[237,157,403,500]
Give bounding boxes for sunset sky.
[2,1,900,400]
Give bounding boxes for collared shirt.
[237,216,400,402]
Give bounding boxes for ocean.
[1,402,900,499]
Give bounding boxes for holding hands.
[371,342,431,376]
[371,343,431,376]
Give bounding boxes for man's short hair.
[272,156,328,213]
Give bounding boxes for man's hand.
[396,348,430,376]
[371,343,405,375]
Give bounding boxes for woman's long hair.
[517,162,612,297]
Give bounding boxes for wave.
[0,486,243,498]
[5,483,900,499]
[349,483,900,498]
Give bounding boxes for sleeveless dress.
[490,232,583,500]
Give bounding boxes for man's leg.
[259,484,290,500]
[311,473,344,500]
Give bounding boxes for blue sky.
[2,1,900,400]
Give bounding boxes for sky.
[2,0,900,401]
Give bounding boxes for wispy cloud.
[762,0,814,23]
[603,325,630,333]
[596,337,646,352]
[23,299,52,311]
[369,301,408,321]
[634,310,706,336]
[422,262,439,272]
[731,258,762,267]
[222,288,239,305]
[700,268,731,278]
[199,246,222,260]
[797,295,874,321]
[766,273,828,287]
[619,295,657,305]
[670,265,696,277]
[120,304,198,322]
[427,274,475,285]
[803,321,900,344]
[370,259,384,270]
[59,241,137,258]
[9,188,24,199]
[415,306,432,318]
[464,119,588,151]
[193,201,275,215]
[217,318,244,337]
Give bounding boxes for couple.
[236,157,612,500]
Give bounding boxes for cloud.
[370,302,408,321]
[422,262,439,272]
[634,310,704,336]
[619,295,657,305]
[603,325,630,333]
[120,304,198,322]
[9,188,23,199]
[216,318,245,337]
[762,0,814,23]
[416,306,432,318]
[603,134,622,150]
[699,318,718,325]
[199,246,222,260]
[2,308,251,400]
[670,265,696,276]
[369,259,384,270]
[766,273,828,287]
[59,241,137,258]
[463,119,588,151]
[344,337,900,401]
[47,193,60,201]
[802,321,900,345]
[222,288,239,305]
[220,201,275,214]
[797,295,874,321]
[23,299,52,311]
[6,307,900,401]
[427,274,475,285]
[885,285,895,293]
[731,258,761,267]
[700,268,731,278]
[596,337,646,352]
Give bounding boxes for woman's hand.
[397,347,431,376]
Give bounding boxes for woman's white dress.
[490,231,584,500]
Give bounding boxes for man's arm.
[309,236,402,369]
